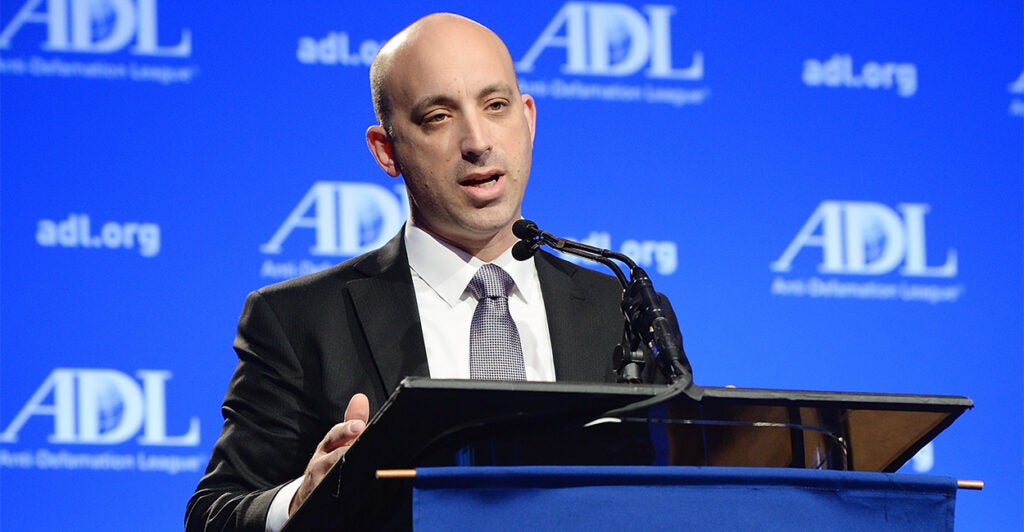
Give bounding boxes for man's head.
[366,13,537,261]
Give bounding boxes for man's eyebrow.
[477,82,516,99]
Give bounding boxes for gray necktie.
[468,264,527,380]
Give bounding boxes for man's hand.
[289,393,370,516]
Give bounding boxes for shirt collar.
[405,222,539,307]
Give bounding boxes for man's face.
[368,20,537,254]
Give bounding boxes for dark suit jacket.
[185,231,638,531]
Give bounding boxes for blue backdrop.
[2,1,1021,529]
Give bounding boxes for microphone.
[512,219,694,387]
[515,220,635,270]
[512,239,540,261]
[513,219,628,287]
[510,219,545,260]
[512,219,542,240]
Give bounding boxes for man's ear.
[366,125,400,177]
[521,94,537,142]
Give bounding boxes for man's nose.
[460,112,492,161]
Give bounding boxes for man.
[186,13,657,531]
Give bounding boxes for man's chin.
[448,218,520,248]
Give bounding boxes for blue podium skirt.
[412,466,956,531]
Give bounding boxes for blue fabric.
[412,466,956,531]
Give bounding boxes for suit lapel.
[536,252,620,382]
[347,231,430,394]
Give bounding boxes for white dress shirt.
[405,223,556,381]
[267,223,556,531]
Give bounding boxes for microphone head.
[512,219,540,239]
[512,240,539,261]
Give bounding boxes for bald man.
[186,14,654,531]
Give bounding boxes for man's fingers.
[292,393,372,516]
[291,444,349,516]
[345,393,370,424]
[319,420,365,453]
[319,394,371,453]
[306,446,346,478]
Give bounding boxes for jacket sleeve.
[185,290,327,531]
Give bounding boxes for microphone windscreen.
[512,240,538,261]
[512,219,540,239]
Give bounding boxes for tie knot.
[469,264,514,300]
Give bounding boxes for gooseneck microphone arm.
[512,219,695,387]
[512,220,630,287]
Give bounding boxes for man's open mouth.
[461,173,501,187]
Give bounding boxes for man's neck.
[411,221,517,262]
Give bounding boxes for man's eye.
[424,113,448,123]
[486,101,508,111]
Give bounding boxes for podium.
[284,378,971,530]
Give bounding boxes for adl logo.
[771,201,957,278]
[1,368,199,446]
[261,181,408,257]
[0,0,191,56]
[516,2,702,80]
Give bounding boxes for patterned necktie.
[468,264,527,380]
